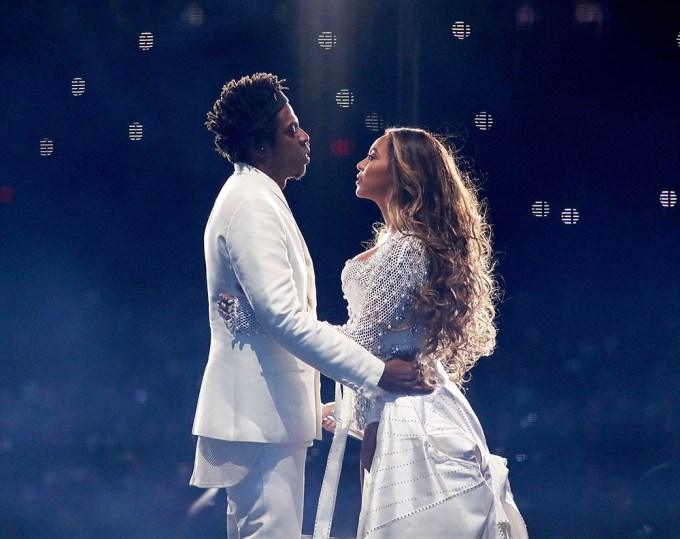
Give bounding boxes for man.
[191,73,430,538]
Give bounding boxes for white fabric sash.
[312,382,352,538]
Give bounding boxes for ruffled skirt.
[357,385,527,538]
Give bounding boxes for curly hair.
[381,127,499,386]
[205,73,288,163]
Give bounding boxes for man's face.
[267,104,311,185]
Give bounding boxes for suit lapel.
[248,167,317,313]
[297,228,317,313]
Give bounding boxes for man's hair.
[205,73,288,163]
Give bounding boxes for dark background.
[1,0,679,537]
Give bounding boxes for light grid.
[129,122,143,141]
[71,77,85,96]
[574,2,604,24]
[451,21,471,40]
[182,3,204,26]
[531,201,550,217]
[330,139,353,157]
[561,208,580,224]
[519,413,538,428]
[139,32,154,50]
[0,186,14,203]
[516,4,538,30]
[474,111,493,131]
[335,89,354,108]
[660,190,677,207]
[40,138,54,156]
[317,32,337,50]
[364,113,384,132]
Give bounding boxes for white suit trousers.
[225,442,308,539]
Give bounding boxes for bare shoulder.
[352,244,380,262]
[355,232,428,263]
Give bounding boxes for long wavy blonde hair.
[380,127,499,386]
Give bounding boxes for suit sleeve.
[225,196,385,397]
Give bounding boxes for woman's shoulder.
[387,231,428,257]
[351,244,380,262]
[349,231,429,266]
[374,232,429,275]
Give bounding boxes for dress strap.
[313,382,353,539]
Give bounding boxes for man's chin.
[288,167,307,182]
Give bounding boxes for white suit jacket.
[192,163,385,444]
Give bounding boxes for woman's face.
[355,135,394,206]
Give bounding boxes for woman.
[221,127,526,538]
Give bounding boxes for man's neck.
[249,160,286,190]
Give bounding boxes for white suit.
[191,163,385,536]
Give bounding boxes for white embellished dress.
[313,232,527,539]
[224,231,527,538]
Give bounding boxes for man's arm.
[225,197,430,396]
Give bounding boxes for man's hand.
[377,358,434,394]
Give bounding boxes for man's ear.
[248,143,268,164]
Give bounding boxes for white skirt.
[315,380,528,539]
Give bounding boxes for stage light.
[330,139,353,157]
[531,201,550,217]
[474,111,493,131]
[561,208,580,224]
[677,31,680,48]
[516,4,538,30]
[519,413,538,428]
[71,77,85,96]
[516,454,527,462]
[128,122,143,141]
[660,190,677,208]
[135,388,148,404]
[139,32,154,50]
[574,2,604,24]
[335,89,354,108]
[0,186,14,203]
[364,113,384,132]
[182,3,204,27]
[451,21,471,40]
[317,32,337,50]
[40,138,54,156]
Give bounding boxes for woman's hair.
[205,73,288,163]
[382,127,499,386]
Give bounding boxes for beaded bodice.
[337,231,428,360]
[335,232,430,430]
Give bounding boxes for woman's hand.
[217,293,236,328]
[217,293,264,335]
[322,401,336,433]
